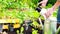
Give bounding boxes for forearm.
[57,0,60,2]
[52,1,60,11]
[40,0,48,7]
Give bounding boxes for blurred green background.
[0,0,57,22]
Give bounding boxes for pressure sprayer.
[36,4,57,34]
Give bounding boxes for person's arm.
[45,0,60,18]
[57,0,60,2]
[39,0,48,7]
[52,0,60,11]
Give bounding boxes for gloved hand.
[44,7,55,18]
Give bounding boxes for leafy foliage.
[47,0,56,5]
